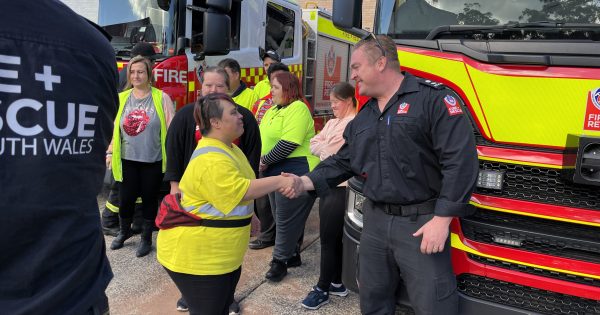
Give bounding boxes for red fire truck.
[95,0,358,130]
[333,0,600,314]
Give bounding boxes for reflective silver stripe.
[196,203,253,217]
[184,145,250,217]
[189,146,234,162]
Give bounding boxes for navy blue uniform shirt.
[307,72,478,217]
[0,1,117,314]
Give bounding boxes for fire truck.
[333,0,600,314]
[95,0,359,130]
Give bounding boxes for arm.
[413,91,478,254]
[309,122,328,157]
[238,105,261,176]
[162,92,175,127]
[242,175,293,201]
[261,140,298,165]
[164,107,191,192]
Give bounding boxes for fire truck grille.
[457,274,600,315]
[475,161,600,210]
[461,210,600,264]
[467,254,600,288]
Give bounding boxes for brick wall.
[298,0,377,31]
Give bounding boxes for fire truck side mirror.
[206,0,231,13]
[332,0,362,29]
[202,12,231,56]
[157,0,170,11]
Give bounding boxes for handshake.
[276,172,314,199]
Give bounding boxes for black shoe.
[287,253,301,268]
[110,218,133,250]
[136,219,154,257]
[248,239,275,250]
[176,297,188,312]
[228,300,240,315]
[102,225,119,237]
[265,259,287,282]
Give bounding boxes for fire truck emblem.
[397,102,410,114]
[591,88,600,111]
[325,46,336,77]
[443,95,463,116]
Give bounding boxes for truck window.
[191,0,241,54]
[266,2,295,58]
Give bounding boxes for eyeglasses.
[367,33,386,58]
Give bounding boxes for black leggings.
[166,267,241,315]
[316,187,346,291]
[119,159,162,220]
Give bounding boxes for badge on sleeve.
[443,95,463,116]
[397,102,410,115]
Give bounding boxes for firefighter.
[218,58,259,111]
[0,1,116,313]
[283,35,478,315]
[253,50,281,99]
[102,42,160,237]
[251,62,290,124]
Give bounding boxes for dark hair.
[193,93,235,134]
[272,72,303,106]
[331,82,356,107]
[217,58,241,74]
[202,66,230,89]
[354,34,400,71]
[267,62,289,80]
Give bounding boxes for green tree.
[457,3,500,25]
[520,0,600,23]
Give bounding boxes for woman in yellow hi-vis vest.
[157,93,295,315]
[106,55,174,257]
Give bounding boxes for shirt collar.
[231,80,247,98]
[364,72,420,113]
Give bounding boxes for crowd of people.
[2,2,477,314]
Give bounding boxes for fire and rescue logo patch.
[592,88,600,111]
[443,95,463,116]
[397,102,410,114]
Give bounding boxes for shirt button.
[379,117,383,121]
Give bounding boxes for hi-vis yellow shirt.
[253,78,271,99]
[233,87,259,111]
[157,137,255,275]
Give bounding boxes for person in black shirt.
[284,35,478,315]
[0,1,116,314]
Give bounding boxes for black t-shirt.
[0,1,117,314]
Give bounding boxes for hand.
[278,174,297,198]
[170,181,181,195]
[412,216,453,254]
[105,155,112,169]
[259,161,268,172]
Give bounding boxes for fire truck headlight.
[477,169,504,190]
[346,187,364,229]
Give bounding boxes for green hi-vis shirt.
[233,87,259,111]
[253,78,271,99]
[259,100,320,171]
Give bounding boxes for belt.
[372,199,436,218]
[200,217,252,228]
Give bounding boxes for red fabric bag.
[155,193,203,230]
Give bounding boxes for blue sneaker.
[329,283,349,297]
[301,286,329,310]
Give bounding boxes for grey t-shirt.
[120,93,162,162]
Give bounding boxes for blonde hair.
[125,55,154,90]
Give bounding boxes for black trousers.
[166,267,241,315]
[316,187,346,290]
[359,200,457,315]
[119,159,162,220]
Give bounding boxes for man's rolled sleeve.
[434,199,475,217]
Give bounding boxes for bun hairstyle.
[194,93,236,134]
[331,82,357,107]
